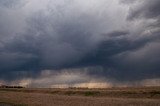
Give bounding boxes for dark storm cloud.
[112,0,160,81]
[76,30,160,81]
[0,0,160,83]
[117,0,160,81]
[106,30,129,37]
[0,0,102,80]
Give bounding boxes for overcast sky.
[0,0,160,87]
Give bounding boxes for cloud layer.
[0,0,160,87]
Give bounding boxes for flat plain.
[0,87,160,106]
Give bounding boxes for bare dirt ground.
[0,87,160,106]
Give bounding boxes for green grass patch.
[65,91,77,95]
[0,101,27,106]
[84,91,100,96]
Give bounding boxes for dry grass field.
[0,87,160,106]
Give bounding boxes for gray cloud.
[120,0,138,4]
[0,0,27,9]
[128,0,160,19]
[0,0,159,86]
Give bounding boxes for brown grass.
[0,86,160,106]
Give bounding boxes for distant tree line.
[68,87,89,89]
[0,85,24,88]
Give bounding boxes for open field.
[0,87,160,106]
